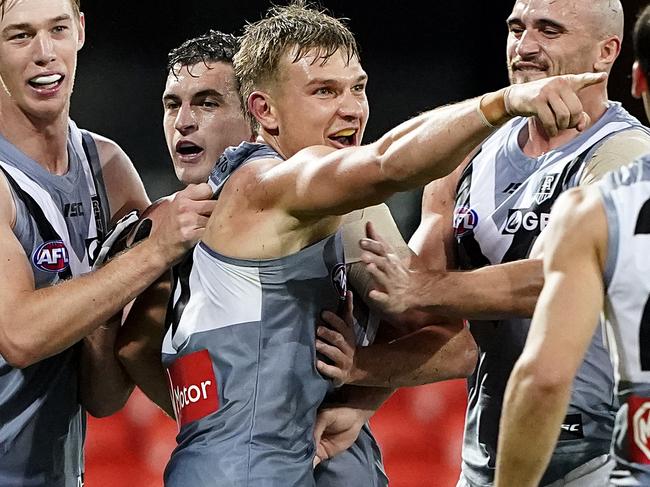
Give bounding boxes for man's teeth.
[333,129,355,137]
[30,74,62,85]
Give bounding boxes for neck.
[520,85,609,158]
[0,103,70,175]
[257,128,288,160]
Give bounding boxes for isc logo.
[32,240,69,273]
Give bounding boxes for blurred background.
[78,1,649,485]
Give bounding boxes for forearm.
[495,365,571,487]
[1,239,171,368]
[351,322,477,387]
[117,276,174,417]
[376,92,506,188]
[79,315,134,417]
[331,385,394,418]
[411,260,543,320]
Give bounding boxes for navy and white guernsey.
[0,121,110,487]
[162,143,359,486]
[600,156,650,486]
[454,103,648,486]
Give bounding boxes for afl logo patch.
[32,240,70,273]
[453,206,479,236]
[331,263,347,299]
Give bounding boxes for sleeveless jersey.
[0,121,110,487]
[454,102,647,486]
[162,142,354,486]
[600,155,650,486]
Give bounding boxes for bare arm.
[79,135,149,416]
[362,162,545,319]
[317,192,477,387]
[495,187,607,487]
[116,275,175,417]
[262,74,607,217]
[0,162,215,371]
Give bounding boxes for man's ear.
[77,12,86,51]
[632,60,648,99]
[248,91,278,135]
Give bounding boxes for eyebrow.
[306,74,368,86]
[192,89,225,101]
[3,14,72,34]
[506,16,567,33]
[162,89,226,103]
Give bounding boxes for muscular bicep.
[262,143,414,218]
[93,133,150,222]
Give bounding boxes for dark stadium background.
[75,2,649,485]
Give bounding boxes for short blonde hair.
[234,1,359,127]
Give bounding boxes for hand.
[313,406,367,467]
[316,291,358,387]
[359,221,423,315]
[148,183,216,265]
[505,72,608,137]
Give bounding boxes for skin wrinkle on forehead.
[513,0,623,40]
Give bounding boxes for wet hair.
[234,0,360,127]
[0,0,81,18]
[634,5,650,78]
[167,30,239,77]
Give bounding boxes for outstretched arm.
[263,73,606,217]
[495,186,607,487]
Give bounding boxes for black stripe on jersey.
[165,251,194,338]
[455,149,492,270]
[80,131,109,239]
[500,149,589,263]
[634,199,650,235]
[639,297,650,370]
[0,167,72,280]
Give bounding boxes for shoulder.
[546,186,607,266]
[581,128,650,185]
[86,132,150,219]
[86,132,134,171]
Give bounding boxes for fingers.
[178,182,214,201]
[567,72,608,91]
[316,327,351,364]
[316,360,345,385]
[576,111,591,132]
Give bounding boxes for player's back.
[600,155,650,486]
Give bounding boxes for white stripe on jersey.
[0,160,95,276]
[163,244,263,354]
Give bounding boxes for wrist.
[479,88,511,126]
